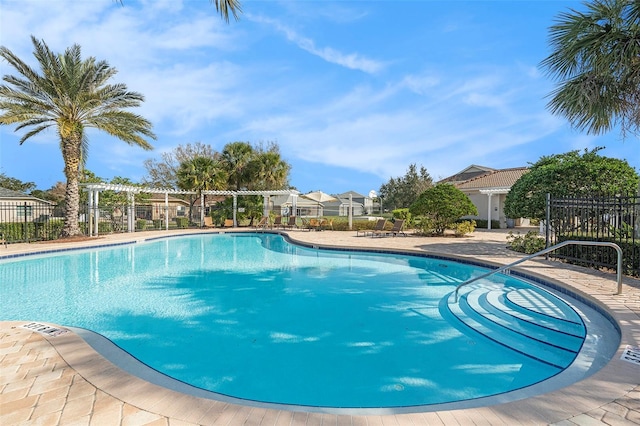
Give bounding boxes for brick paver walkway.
[1,228,639,425]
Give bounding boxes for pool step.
[446,283,586,369]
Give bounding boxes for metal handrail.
[453,240,623,302]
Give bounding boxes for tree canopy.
[379,164,433,210]
[541,0,640,137]
[409,184,478,235]
[504,148,639,220]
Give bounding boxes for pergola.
[82,183,300,236]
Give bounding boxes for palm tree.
[212,0,243,22]
[176,156,228,224]
[221,141,255,190]
[253,150,290,190]
[541,0,640,137]
[0,36,156,237]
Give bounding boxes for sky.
[1,0,639,197]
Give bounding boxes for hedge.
[555,235,639,277]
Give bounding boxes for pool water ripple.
[0,233,618,410]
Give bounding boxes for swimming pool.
[0,233,619,413]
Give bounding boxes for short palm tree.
[0,36,156,237]
[177,156,228,224]
[541,0,640,137]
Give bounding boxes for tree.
[117,0,242,22]
[176,156,228,223]
[409,184,478,235]
[0,173,36,193]
[251,143,291,190]
[541,0,640,137]
[143,142,217,188]
[221,141,255,190]
[0,37,155,237]
[504,148,639,220]
[379,164,433,210]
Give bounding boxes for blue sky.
[1,0,638,196]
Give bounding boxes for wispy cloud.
[249,14,384,74]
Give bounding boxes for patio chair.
[203,217,215,228]
[300,218,313,231]
[272,216,283,229]
[319,218,333,231]
[357,219,386,237]
[384,219,406,237]
[253,216,269,229]
[283,216,297,230]
[223,219,234,228]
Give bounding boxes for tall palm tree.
[253,150,290,190]
[0,37,156,237]
[541,0,640,137]
[221,141,255,190]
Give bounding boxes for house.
[439,166,529,229]
[0,188,55,223]
[270,194,323,217]
[137,194,191,221]
[323,191,373,216]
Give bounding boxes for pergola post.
[164,193,169,231]
[88,190,94,237]
[94,190,100,236]
[263,195,269,218]
[233,195,238,227]
[486,193,493,230]
[349,194,353,230]
[128,192,135,233]
[200,194,205,227]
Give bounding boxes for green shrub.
[392,209,412,226]
[410,184,477,235]
[175,217,189,229]
[474,219,501,229]
[556,235,639,277]
[136,219,148,230]
[453,220,476,237]
[98,222,113,233]
[507,230,545,254]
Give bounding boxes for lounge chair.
[383,219,406,237]
[203,217,215,228]
[283,216,297,230]
[272,216,283,229]
[253,216,269,229]
[300,218,313,231]
[223,219,234,228]
[319,218,333,231]
[357,219,386,237]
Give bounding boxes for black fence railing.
[0,200,363,243]
[548,194,639,277]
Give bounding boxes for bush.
[453,220,476,237]
[507,230,545,254]
[410,184,478,235]
[473,219,501,229]
[175,217,189,229]
[556,235,639,277]
[136,219,148,230]
[392,209,412,226]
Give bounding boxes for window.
[16,205,33,218]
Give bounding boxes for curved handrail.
[453,240,623,302]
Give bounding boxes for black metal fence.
[548,194,640,277]
[0,202,206,243]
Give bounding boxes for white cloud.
[249,14,384,74]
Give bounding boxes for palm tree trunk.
[61,135,82,237]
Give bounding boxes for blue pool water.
[0,233,617,410]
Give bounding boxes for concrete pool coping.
[1,228,639,425]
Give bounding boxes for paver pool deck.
[1,227,639,425]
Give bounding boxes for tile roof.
[455,167,529,190]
